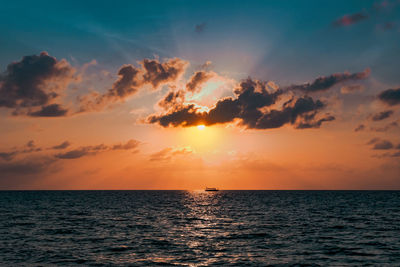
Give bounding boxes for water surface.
[0,190,399,266]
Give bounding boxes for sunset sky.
[1,0,400,189]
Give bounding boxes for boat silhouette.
[205,187,219,191]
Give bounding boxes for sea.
[0,190,399,266]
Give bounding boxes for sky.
[0,0,399,189]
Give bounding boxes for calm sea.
[0,191,399,266]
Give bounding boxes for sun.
[197,125,206,130]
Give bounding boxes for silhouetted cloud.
[287,69,370,93]
[55,139,140,159]
[55,147,94,159]
[370,110,393,121]
[0,52,76,116]
[370,121,398,132]
[28,104,69,117]
[0,156,56,176]
[112,139,140,150]
[0,140,42,161]
[148,78,334,129]
[186,71,215,92]
[142,58,188,89]
[367,138,394,150]
[79,58,188,112]
[333,12,369,27]
[158,89,185,110]
[51,141,71,150]
[0,152,17,161]
[195,23,206,33]
[373,140,393,150]
[354,124,366,132]
[378,88,400,106]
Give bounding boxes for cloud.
[55,139,140,159]
[341,84,364,94]
[0,52,76,116]
[370,110,394,121]
[142,58,188,89]
[51,141,71,150]
[158,89,186,110]
[149,147,193,161]
[366,137,380,145]
[370,121,398,132]
[287,69,370,93]
[111,139,140,150]
[354,124,366,132]
[333,12,369,27]
[0,152,17,161]
[79,58,188,112]
[148,78,334,129]
[28,104,69,117]
[373,140,394,150]
[378,88,400,106]
[55,147,95,159]
[0,140,42,161]
[0,156,56,176]
[186,71,215,93]
[367,138,395,150]
[195,23,206,33]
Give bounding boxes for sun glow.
[177,125,221,153]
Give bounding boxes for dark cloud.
[51,141,71,150]
[354,124,366,132]
[158,89,186,110]
[0,140,42,161]
[370,110,393,121]
[195,23,206,33]
[255,97,331,129]
[366,137,380,145]
[378,88,400,106]
[0,156,56,176]
[186,71,214,93]
[78,65,142,112]
[55,147,94,159]
[370,121,398,132]
[21,140,42,153]
[111,65,141,98]
[287,69,370,93]
[142,58,188,89]
[333,12,369,27]
[0,152,17,161]
[112,139,140,150]
[148,78,334,130]
[28,104,69,117]
[55,139,140,159]
[373,140,393,150]
[295,115,335,129]
[367,138,394,150]
[0,52,75,116]
[79,58,188,112]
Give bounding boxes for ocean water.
[0,191,399,266]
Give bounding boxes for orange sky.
[1,1,400,189]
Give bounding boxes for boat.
[205,187,219,191]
